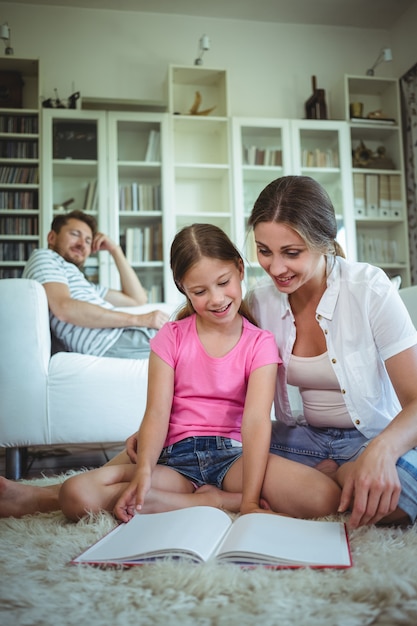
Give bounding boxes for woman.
[246,175,417,529]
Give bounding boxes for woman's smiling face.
[253,221,326,294]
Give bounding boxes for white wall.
[390,1,417,77]
[0,2,416,117]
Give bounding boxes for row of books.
[357,234,399,265]
[0,267,23,278]
[301,148,339,168]
[147,283,163,303]
[0,115,39,134]
[0,191,38,210]
[0,166,39,185]
[119,183,162,212]
[0,241,37,261]
[353,173,402,218]
[0,216,38,235]
[0,140,39,159]
[122,223,163,263]
[243,146,283,167]
[82,180,98,213]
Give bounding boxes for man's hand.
[91,232,118,254]
[135,309,169,330]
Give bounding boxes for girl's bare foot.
[195,484,242,512]
[0,476,60,518]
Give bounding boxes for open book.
[72,506,352,569]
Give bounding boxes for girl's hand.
[113,471,152,522]
[338,444,401,528]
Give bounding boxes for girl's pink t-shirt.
[150,314,281,446]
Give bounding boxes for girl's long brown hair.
[170,223,258,325]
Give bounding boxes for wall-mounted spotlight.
[366,47,392,76]
[0,23,13,55]
[194,34,210,66]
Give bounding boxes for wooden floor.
[0,443,125,480]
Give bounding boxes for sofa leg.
[5,447,28,480]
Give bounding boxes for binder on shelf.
[352,173,366,217]
[378,174,390,217]
[389,176,402,218]
[365,174,379,218]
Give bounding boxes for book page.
[73,506,233,565]
[215,513,351,567]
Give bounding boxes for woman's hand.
[337,442,401,528]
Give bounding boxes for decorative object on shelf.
[366,109,396,123]
[53,120,97,160]
[42,89,80,109]
[194,34,210,66]
[0,22,13,55]
[53,198,75,212]
[352,140,394,169]
[366,47,392,76]
[305,75,327,120]
[189,91,216,116]
[349,102,363,118]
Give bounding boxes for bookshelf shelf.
[0,57,40,279]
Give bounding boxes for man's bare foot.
[0,476,60,518]
[195,484,242,513]
[315,459,339,479]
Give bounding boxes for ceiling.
[9,0,417,29]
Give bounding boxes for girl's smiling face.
[253,221,326,294]
[181,256,244,325]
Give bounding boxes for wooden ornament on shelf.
[189,91,216,116]
[305,75,327,120]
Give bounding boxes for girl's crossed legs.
[59,436,341,521]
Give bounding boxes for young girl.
[59,223,341,522]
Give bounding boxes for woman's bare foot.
[0,476,60,518]
[315,459,339,479]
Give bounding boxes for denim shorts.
[270,420,417,523]
[157,436,243,488]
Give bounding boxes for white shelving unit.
[166,65,233,301]
[290,119,356,262]
[38,67,411,301]
[231,118,292,288]
[334,75,410,286]
[107,111,170,301]
[0,58,41,278]
[42,109,107,283]
[232,117,355,288]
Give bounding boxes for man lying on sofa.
[22,209,169,359]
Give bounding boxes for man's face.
[47,218,93,267]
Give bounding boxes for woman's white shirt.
[247,256,417,438]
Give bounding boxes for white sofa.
[1,278,416,481]
[0,278,176,479]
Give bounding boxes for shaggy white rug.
[1,474,417,626]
